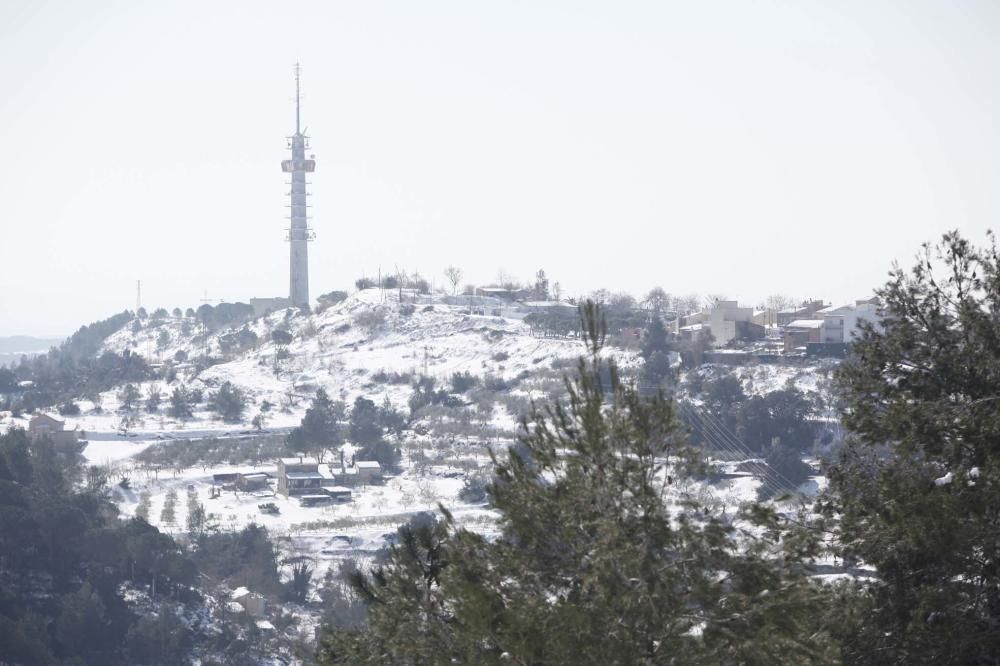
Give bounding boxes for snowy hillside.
[91,289,621,434]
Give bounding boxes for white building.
[706,300,755,347]
[818,300,881,343]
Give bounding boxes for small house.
[230,587,266,617]
[276,458,324,497]
[355,460,382,483]
[237,472,270,492]
[784,319,824,353]
[27,413,81,447]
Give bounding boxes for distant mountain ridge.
[0,335,63,354]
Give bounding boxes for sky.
[2,0,1000,337]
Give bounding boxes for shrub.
[450,371,479,393]
[58,401,81,416]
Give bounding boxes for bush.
[58,401,81,416]
[450,371,479,393]
[483,374,510,392]
[372,370,412,385]
[354,309,386,335]
[458,473,489,503]
[355,277,376,290]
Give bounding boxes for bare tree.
[676,294,702,315]
[444,266,463,294]
[765,294,798,312]
[643,287,670,313]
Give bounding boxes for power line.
[679,400,805,494]
[676,402,786,497]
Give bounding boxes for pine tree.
[287,389,344,459]
[209,381,246,423]
[828,231,1000,662]
[319,303,835,664]
[119,383,140,412]
[168,386,193,419]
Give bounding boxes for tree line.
[317,232,1000,664]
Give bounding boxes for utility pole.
[136,280,142,311]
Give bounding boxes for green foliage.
[284,558,314,603]
[136,491,151,521]
[287,388,345,457]
[134,433,287,469]
[408,377,463,414]
[58,400,81,416]
[827,231,1000,662]
[0,366,17,392]
[349,396,383,446]
[218,327,259,355]
[192,524,283,597]
[145,385,161,413]
[168,386,193,419]
[160,488,178,526]
[10,311,149,409]
[209,381,247,423]
[186,487,205,534]
[319,303,834,664]
[119,383,141,412]
[686,374,815,461]
[0,428,197,663]
[195,301,255,332]
[449,371,479,393]
[271,328,293,346]
[125,605,193,666]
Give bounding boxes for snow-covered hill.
[89,288,621,435]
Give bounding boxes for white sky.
[2,0,999,336]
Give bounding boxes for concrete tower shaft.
[282,63,315,308]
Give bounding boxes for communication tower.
[282,63,316,307]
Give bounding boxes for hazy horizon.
[3,0,1000,336]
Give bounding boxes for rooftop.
[280,457,320,466]
[787,319,824,329]
[286,471,325,480]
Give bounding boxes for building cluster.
[212,456,383,507]
[671,297,881,358]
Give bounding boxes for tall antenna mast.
[136,280,141,311]
[294,61,301,135]
[282,63,315,308]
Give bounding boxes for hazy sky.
[2,0,1000,337]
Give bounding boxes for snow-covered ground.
[1,289,844,640]
[50,289,624,436]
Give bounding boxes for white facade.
[819,301,881,343]
[707,300,754,347]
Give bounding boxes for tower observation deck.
[282,63,315,308]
